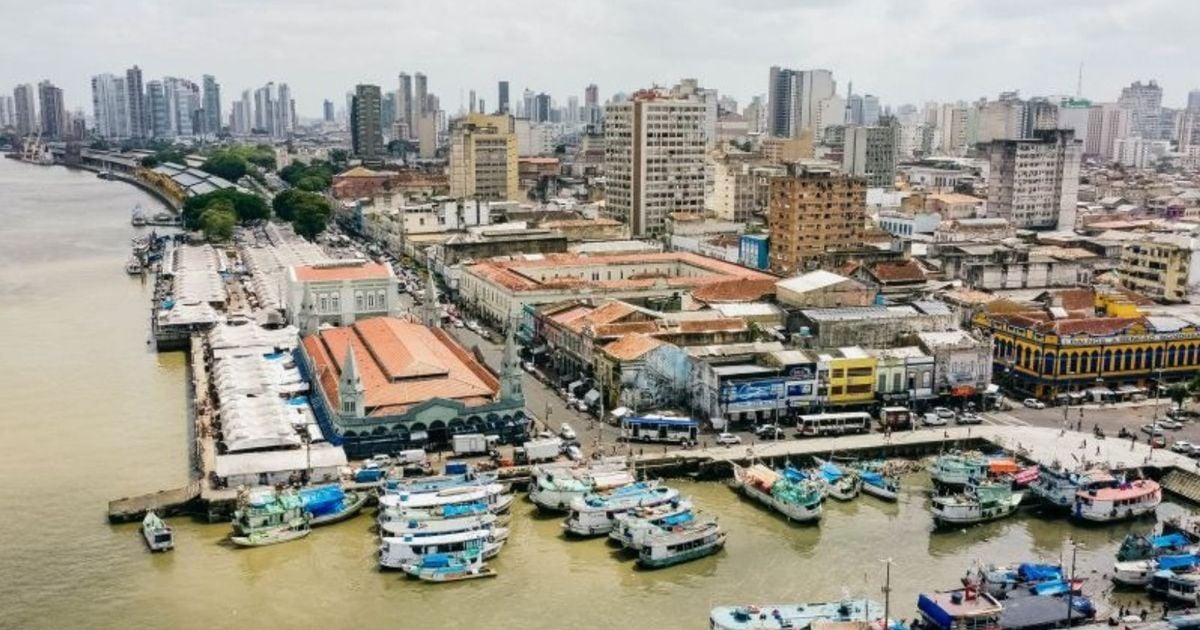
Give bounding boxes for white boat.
[530,463,634,512]
[230,522,311,547]
[931,482,1022,527]
[377,483,513,515]
[1112,560,1155,587]
[1072,473,1161,523]
[125,256,143,275]
[377,500,497,524]
[230,489,312,547]
[710,599,885,630]
[402,552,497,583]
[636,520,725,569]
[379,471,498,496]
[378,513,501,538]
[378,528,507,569]
[141,512,174,552]
[815,459,861,501]
[930,453,989,486]
[563,482,680,537]
[1169,574,1200,606]
[859,469,900,502]
[1030,465,1109,510]
[730,464,823,523]
[609,500,695,550]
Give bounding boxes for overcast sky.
[4,0,1198,117]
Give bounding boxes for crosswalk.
[981,412,1032,427]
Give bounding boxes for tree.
[292,195,333,239]
[295,175,327,192]
[328,149,348,166]
[182,189,270,228]
[1169,384,1189,411]
[199,206,236,242]
[272,189,307,221]
[200,153,248,182]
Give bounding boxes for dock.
[107,480,203,523]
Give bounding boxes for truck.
[516,437,563,464]
[452,433,497,456]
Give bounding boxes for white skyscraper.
[90,73,129,139]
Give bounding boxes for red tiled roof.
[600,333,665,361]
[1040,317,1145,337]
[1049,289,1095,313]
[292,262,392,282]
[692,278,777,304]
[869,260,925,284]
[466,252,772,293]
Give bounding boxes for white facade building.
[285,261,399,335]
[985,129,1081,230]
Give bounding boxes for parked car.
[934,407,956,420]
[956,413,983,425]
[1141,423,1165,436]
[1022,398,1046,409]
[521,361,536,374]
[754,424,780,437]
[565,445,583,461]
[368,454,392,467]
[559,423,577,441]
[922,413,948,427]
[1172,440,1196,454]
[1160,419,1184,430]
[1151,435,1168,448]
[715,432,742,445]
[758,426,786,439]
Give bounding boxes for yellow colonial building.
[819,347,878,407]
[971,290,1200,401]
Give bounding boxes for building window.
[355,291,364,311]
[331,293,340,312]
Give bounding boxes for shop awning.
[1087,387,1114,397]
[409,430,429,442]
[1067,391,1087,399]
[1117,385,1143,394]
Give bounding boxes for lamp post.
[881,558,893,628]
[1065,540,1078,628]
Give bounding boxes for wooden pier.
[107,481,203,523]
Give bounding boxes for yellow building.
[449,113,518,202]
[1119,235,1196,303]
[820,347,877,406]
[971,289,1200,401]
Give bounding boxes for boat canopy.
[1153,533,1191,549]
[1018,563,1062,582]
[1158,554,1200,571]
[819,462,844,483]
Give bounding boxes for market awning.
[1067,391,1087,399]
[1117,385,1143,394]
[409,430,429,442]
[1087,387,1114,397]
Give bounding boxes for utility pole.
[881,558,893,628]
[1065,540,1077,627]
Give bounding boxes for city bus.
[797,412,872,437]
[878,406,913,430]
[620,415,699,444]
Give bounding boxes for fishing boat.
[1071,473,1160,523]
[125,256,143,274]
[377,500,495,524]
[1012,466,1040,488]
[1116,532,1192,562]
[563,482,681,537]
[141,512,174,552]
[1115,553,1200,588]
[379,513,502,538]
[930,453,989,487]
[917,588,1003,630]
[609,500,695,550]
[1168,573,1200,606]
[377,483,513,516]
[378,528,507,569]
[860,469,901,501]
[230,489,312,547]
[931,482,1023,527]
[1029,464,1085,510]
[710,598,885,630]
[402,552,497,583]
[298,485,368,526]
[530,464,635,512]
[815,459,862,501]
[379,470,497,496]
[131,205,147,226]
[636,519,725,569]
[730,463,823,523]
[976,563,1064,598]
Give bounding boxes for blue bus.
[620,415,699,444]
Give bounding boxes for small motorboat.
[230,521,311,547]
[403,552,497,583]
[141,511,174,552]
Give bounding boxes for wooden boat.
[730,464,823,523]
[859,469,900,501]
[141,511,174,552]
[379,528,507,569]
[931,482,1022,527]
[610,500,695,550]
[563,482,681,537]
[1072,474,1161,523]
[299,486,368,527]
[230,520,312,547]
[1116,532,1192,562]
[530,461,634,513]
[930,453,988,486]
[403,552,497,583]
[636,520,725,569]
[815,458,861,501]
[710,598,885,630]
[231,488,312,547]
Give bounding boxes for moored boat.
[930,453,989,487]
[379,470,497,496]
[1116,531,1191,562]
[709,598,885,630]
[815,458,861,501]
[298,485,367,526]
[931,482,1022,528]
[230,523,311,547]
[125,256,143,274]
[636,519,725,569]
[377,483,513,516]
[141,511,174,552]
[530,464,634,513]
[379,528,507,569]
[609,500,695,550]
[730,463,823,523]
[860,469,901,501]
[231,488,312,547]
[1117,553,1200,589]
[976,562,1063,598]
[1168,573,1200,606]
[1029,464,1086,510]
[1071,473,1160,523]
[402,552,497,583]
[1112,560,1155,587]
[917,588,1002,630]
[377,500,495,524]
[379,513,502,538]
[563,482,681,537]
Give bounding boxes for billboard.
[721,379,783,408]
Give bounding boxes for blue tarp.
[917,594,955,630]
[299,485,346,517]
[660,512,693,527]
[862,471,885,487]
[782,467,808,483]
[1158,554,1200,570]
[1018,563,1063,582]
[819,461,843,483]
[1030,580,1071,596]
[1153,533,1191,549]
[443,502,488,518]
[420,553,454,568]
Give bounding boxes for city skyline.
[3,0,1199,117]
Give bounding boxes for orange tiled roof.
[466,252,772,293]
[293,262,392,282]
[691,278,777,304]
[869,260,925,283]
[1049,289,1095,313]
[303,317,499,413]
[600,333,665,361]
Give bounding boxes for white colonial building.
[285,260,399,335]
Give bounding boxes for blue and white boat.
[636,519,725,569]
[814,459,861,501]
[298,485,368,526]
[609,499,694,549]
[379,513,503,538]
[379,471,497,496]
[402,552,497,583]
[1115,553,1200,588]
[860,469,900,502]
[710,598,885,630]
[378,500,493,524]
[377,483,513,516]
[1116,532,1192,562]
[379,528,508,569]
[976,562,1063,598]
[563,482,680,537]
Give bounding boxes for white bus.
[620,415,699,444]
[798,412,872,437]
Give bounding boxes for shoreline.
[4,152,180,213]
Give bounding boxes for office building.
[976,93,1027,142]
[276,83,292,134]
[1119,80,1163,139]
[449,113,518,201]
[201,75,221,136]
[767,67,836,138]
[13,83,36,136]
[1119,235,1200,303]
[396,73,412,135]
[842,123,898,188]
[145,81,169,138]
[91,73,129,139]
[0,95,13,128]
[323,99,334,122]
[861,94,880,126]
[37,80,66,139]
[603,87,707,237]
[1084,103,1131,159]
[254,83,275,135]
[351,84,384,163]
[984,129,1081,230]
[125,65,146,139]
[533,93,551,123]
[584,83,600,125]
[766,165,866,274]
[498,80,509,114]
[414,72,427,118]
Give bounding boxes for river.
[0,156,1186,629]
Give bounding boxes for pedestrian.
[1097,445,1101,456]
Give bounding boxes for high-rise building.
[522,89,535,120]
[13,83,36,136]
[1118,80,1163,139]
[469,89,477,115]
[449,113,518,201]
[1084,103,1131,160]
[37,80,66,139]
[0,95,14,128]
[984,129,1081,230]
[145,80,169,139]
[414,73,427,118]
[125,65,146,140]
[584,83,600,125]
[766,164,866,274]
[846,94,863,125]
[566,96,579,125]
[743,96,766,135]
[976,93,1027,143]
[163,77,199,137]
[767,67,836,138]
[842,123,898,188]
[397,73,413,134]
[91,73,129,139]
[604,87,707,237]
[861,95,880,126]
[323,99,335,122]
[533,93,551,123]
[276,83,292,135]
[351,84,384,163]
[254,83,275,135]
[498,80,510,114]
[1188,90,1200,112]
[1023,98,1059,137]
[381,92,396,135]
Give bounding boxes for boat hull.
[735,480,822,523]
[861,482,898,502]
[230,526,311,548]
[637,534,725,569]
[1112,562,1154,587]
[932,495,1022,527]
[310,492,368,527]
